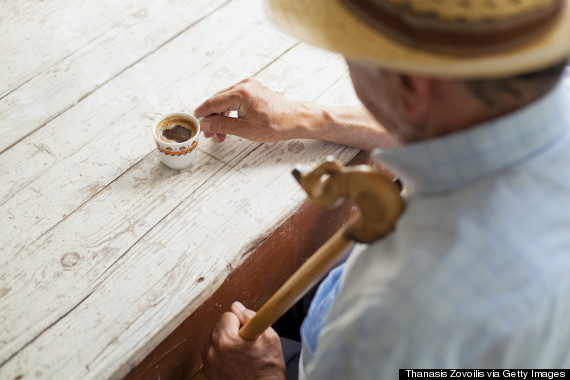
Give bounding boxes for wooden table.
[0,1,362,379]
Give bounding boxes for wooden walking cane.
[193,156,404,379]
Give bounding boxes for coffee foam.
[156,116,197,144]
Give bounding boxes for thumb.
[200,114,242,136]
[231,301,256,326]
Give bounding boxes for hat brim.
[267,0,570,79]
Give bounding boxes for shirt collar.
[372,83,570,195]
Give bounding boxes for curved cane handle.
[291,157,345,208]
[344,165,403,243]
[293,156,404,243]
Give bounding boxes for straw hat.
[267,0,570,79]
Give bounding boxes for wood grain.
[0,1,362,378]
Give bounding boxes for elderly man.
[197,0,570,378]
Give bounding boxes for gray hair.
[462,60,568,112]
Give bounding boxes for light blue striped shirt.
[300,82,570,379]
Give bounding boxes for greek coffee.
[156,116,198,143]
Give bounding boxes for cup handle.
[196,116,204,123]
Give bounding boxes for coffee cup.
[152,112,201,169]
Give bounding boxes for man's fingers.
[218,311,241,333]
[200,114,243,136]
[202,131,227,142]
[231,301,257,326]
[194,93,244,119]
[210,312,241,350]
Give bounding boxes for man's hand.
[194,78,303,143]
[203,301,286,380]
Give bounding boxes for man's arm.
[194,78,399,151]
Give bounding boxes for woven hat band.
[340,0,564,56]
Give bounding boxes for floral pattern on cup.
[155,140,198,156]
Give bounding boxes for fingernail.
[233,301,245,311]
[201,119,211,133]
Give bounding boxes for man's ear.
[394,74,433,123]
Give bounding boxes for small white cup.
[152,112,201,169]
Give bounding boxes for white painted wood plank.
[0,0,297,363]
[0,142,357,380]
[0,48,354,378]
[2,9,360,380]
[314,70,361,107]
[0,1,364,378]
[0,0,229,153]
[0,0,296,256]
[0,41,349,368]
[0,0,279,207]
[0,0,132,98]
[254,42,349,103]
[0,0,229,99]
[0,89,358,380]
